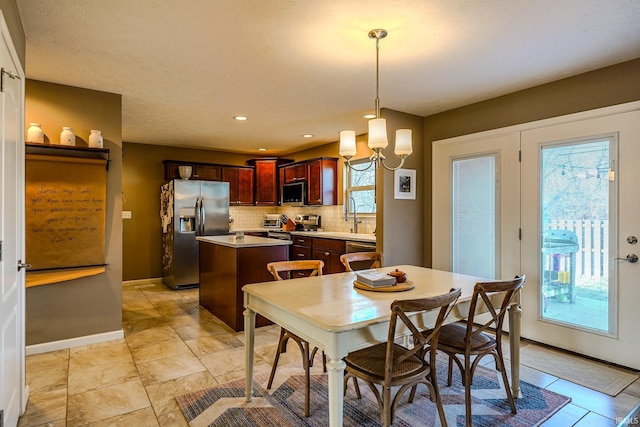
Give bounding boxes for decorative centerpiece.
[60,127,76,146]
[27,123,44,143]
[178,165,192,180]
[388,269,408,283]
[88,130,103,148]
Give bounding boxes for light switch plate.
[122,211,132,219]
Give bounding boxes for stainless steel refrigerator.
[161,179,230,289]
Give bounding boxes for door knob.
[615,253,638,263]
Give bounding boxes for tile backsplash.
[229,205,375,234]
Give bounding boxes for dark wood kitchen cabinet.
[312,237,346,274]
[163,160,221,181]
[282,162,307,183]
[307,157,338,205]
[222,166,254,205]
[291,235,312,261]
[247,158,292,206]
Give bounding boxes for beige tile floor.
[18,282,640,427]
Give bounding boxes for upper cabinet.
[163,160,221,181]
[222,166,254,206]
[278,157,338,206]
[283,162,307,183]
[247,158,293,206]
[307,157,338,205]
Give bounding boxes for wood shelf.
[25,143,111,170]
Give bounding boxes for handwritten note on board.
[26,154,107,271]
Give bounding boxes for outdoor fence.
[548,219,608,282]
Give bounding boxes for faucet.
[347,196,362,233]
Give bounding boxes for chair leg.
[447,355,453,387]
[267,328,287,390]
[464,356,473,427]
[382,386,391,427]
[429,353,448,427]
[495,351,517,414]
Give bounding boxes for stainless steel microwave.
[281,182,306,206]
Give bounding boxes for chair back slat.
[466,275,525,344]
[266,260,325,281]
[384,288,462,384]
[339,252,384,272]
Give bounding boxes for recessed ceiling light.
[301,134,313,138]
[258,148,267,151]
[233,116,248,121]
[363,113,376,119]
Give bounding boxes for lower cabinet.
[291,236,312,277]
[311,237,346,275]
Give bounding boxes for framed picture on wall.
[394,168,416,200]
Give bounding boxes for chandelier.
[339,29,412,171]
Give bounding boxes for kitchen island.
[197,235,292,331]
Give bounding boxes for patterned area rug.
[176,359,570,427]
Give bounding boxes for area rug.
[176,361,570,427]
[519,344,639,396]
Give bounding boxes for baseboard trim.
[25,329,124,355]
[122,277,163,287]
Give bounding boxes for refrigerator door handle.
[200,196,206,235]
[195,197,202,236]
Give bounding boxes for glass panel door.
[539,138,615,333]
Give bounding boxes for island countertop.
[196,235,293,248]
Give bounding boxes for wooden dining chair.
[431,275,525,427]
[339,251,384,272]
[265,260,325,417]
[343,287,462,427]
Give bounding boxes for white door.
[521,108,640,369]
[432,131,521,279]
[0,12,27,427]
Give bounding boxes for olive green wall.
[25,80,123,346]
[379,109,425,266]
[422,57,640,267]
[0,0,25,67]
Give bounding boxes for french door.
[432,132,521,280]
[521,109,640,369]
[433,104,640,369]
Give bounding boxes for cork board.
[26,154,107,271]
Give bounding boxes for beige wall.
[25,80,123,345]
[422,58,640,267]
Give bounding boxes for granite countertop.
[228,228,376,243]
[196,235,293,248]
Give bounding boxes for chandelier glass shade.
[339,29,412,171]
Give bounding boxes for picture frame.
[394,168,416,200]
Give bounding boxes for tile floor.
[18,282,640,427]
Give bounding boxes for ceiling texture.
[17,1,640,155]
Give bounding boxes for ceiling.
[17,1,640,156]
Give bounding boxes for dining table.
[242,265,522,427]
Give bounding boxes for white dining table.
[243,265,522,427]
